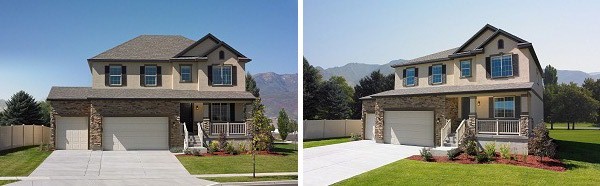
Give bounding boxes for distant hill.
[253,72,298,120]
[317,59,406,86]
[557,70,600,85]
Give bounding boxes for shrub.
[237,141,248,152]
[420,147,433,162]
[484,142,496,158]
[475,153,489,163]
[183,149,192,155]
[191,148,202,156]
[447,148,461,160]
[218,132,229,151]
[350,133,361,141]
[499,144,511,159]
[38,143,51,152]
[459,129,477,155]
[208,141,220,153]
[464,141,478,156]
[522,153,528,162]
[169,147,183,153]
[225,142,238,155]
[529,124,557,161]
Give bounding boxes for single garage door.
[384,111,434,146]
[365,113,376,140]
[103,117,169,151]
[56,117,88,150]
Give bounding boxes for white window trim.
[213,65,233,86]
[109,65,122,86]
[491,54,513,78]
[493,96,516,118]
[211,103,230,122]
[431,65,443,84]
[405,68,416,86]
[181,65,192,82]
[145,66,157,86]
[460,60,471,78]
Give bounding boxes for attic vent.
[498,39,504,49]
[219,50,225,60]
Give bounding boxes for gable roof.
[454,24,498,53]
[474,29,528,49]
[89,35,195,61]
[174,33,247,58]
[173,33,221,57]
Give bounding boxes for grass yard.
[0,180,17,185]
[334,129,600,185]
[304,137,351,148]
[0,146,51,176]
[201,175,297,182]
[546,122,598,128]
[178,143,297,174]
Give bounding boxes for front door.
[461,97,470,120]
[180,103,193,133]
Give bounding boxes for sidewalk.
[194,172,297,178]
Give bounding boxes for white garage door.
[365,113,376,140]
[103,117,169,151]
[384,111,434,146]
[56,117,88,150]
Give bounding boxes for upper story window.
[498,39,504,49]
[180,65,192,82]
[109,65,122,86]
[491,54,513,78]
[494,96,515,118]
[211,103,230,122]
[405,68,416,86]
[145,66,157,86]
[460,60,471,77]
[219,51,225,60]
[212,65,232,85]
[431,65,443,84]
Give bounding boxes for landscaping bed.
[407,153,566,171]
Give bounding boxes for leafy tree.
[2,91,43,125]
[39,101,52,126]
[303,58,323,120]
[351,70,395,119]
[543,84,557,129]
[317,79,353,119]
[249,98,274,177]
[277,108,290,140]
[543,65,558,86]
[551,83,600,129]
[582,78,600,123]
[246,72,260,97]
[528,124,557,161]
[289,119,298,133]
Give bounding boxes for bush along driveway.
[334,129,600,185]
[177,143,297,174]
[0,146,51,177]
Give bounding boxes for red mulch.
[175,150,284,157]
[407,153,566,172]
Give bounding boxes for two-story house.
[47,34,256,151]
[361,24,543,153]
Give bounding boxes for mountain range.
[317,60,600,86]
[253,72,298,120]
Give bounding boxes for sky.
[304,0,600,72]
[0,0,297,100]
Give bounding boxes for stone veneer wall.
[49,101,92,150]
[373,96,447,146]
[361,99,375,139]
[444,98,459,130]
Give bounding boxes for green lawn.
[304,137,351,148]
[546,122,598,128]
[178,143,297,174]
[0,146,52,176]
[201,175,297,182]
[334,129,600,185]
[0,180,17,185]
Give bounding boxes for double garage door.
[383,111,434,147]
[55,117,168,150]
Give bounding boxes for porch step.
[187,146,208,154]
[431,146,458,156]
[443,133,458,147]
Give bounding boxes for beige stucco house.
[361,24,543,153]
[47,34,256,151]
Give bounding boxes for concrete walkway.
[303,140,422,186]
[8,150,215,186]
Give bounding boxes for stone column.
[467,96,477,133]
[89,105,102,150]
[361,109,366,140]
[49,109,57,150]
[519,115,530,136]
[245,118,253,136]
[374,101,384,143]
[468,115,477,133]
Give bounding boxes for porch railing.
[440,119,452,146]
[182,122,189,150]
[477,119,520,135]
[210,122,247,136]
[456,119,467,145]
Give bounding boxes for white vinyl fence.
[0,124,51,151]
[303,120,362,140]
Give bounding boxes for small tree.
[289,119,298,133]
[529,124,557,161]
[277,108,290,141]
[250,98,274,177]
[39,101,52,126]
[3,91,43,125]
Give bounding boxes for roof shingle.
[90,35,196,61]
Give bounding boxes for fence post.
[322,119,326,139]
[496,119,499,135]
[10,125,13,148]
[345,119,348,136]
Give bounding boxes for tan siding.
[182,38,218,56]
[91,62,172,89]
[198,46,246,91]
[462,29,495,51]
[172,62,198,90]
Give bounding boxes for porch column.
[519,94,530,136]
[202,118,210,135]
[467,96,477,133]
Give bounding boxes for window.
[180,65,192,82]
[211,103,230,122]
[460,60,471,77]
[405,68,416,86]
[498,39,504,49]
[491,54,513,78]
[212,65,232,85]
[219,51,225,60]
[494,97,515,118]
[145,66,157,86]
[109,65,122,86]
[432,65,443,84]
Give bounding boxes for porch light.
[477,101,480,106]
[196,105,199,110]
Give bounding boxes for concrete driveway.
[9,150,214,186]
[303,140,422,186]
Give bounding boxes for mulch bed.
[407,153,566,172]
[176,151,284,157]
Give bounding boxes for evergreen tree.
[352,71,394,119]
[303,58,323,120]
[3,91,43,125]
[277,108,290,140]
[39,101,52,126]
[543,65,558,86]
[289,119,298,133]
[246,72,260,97]
[317,80,352,119]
